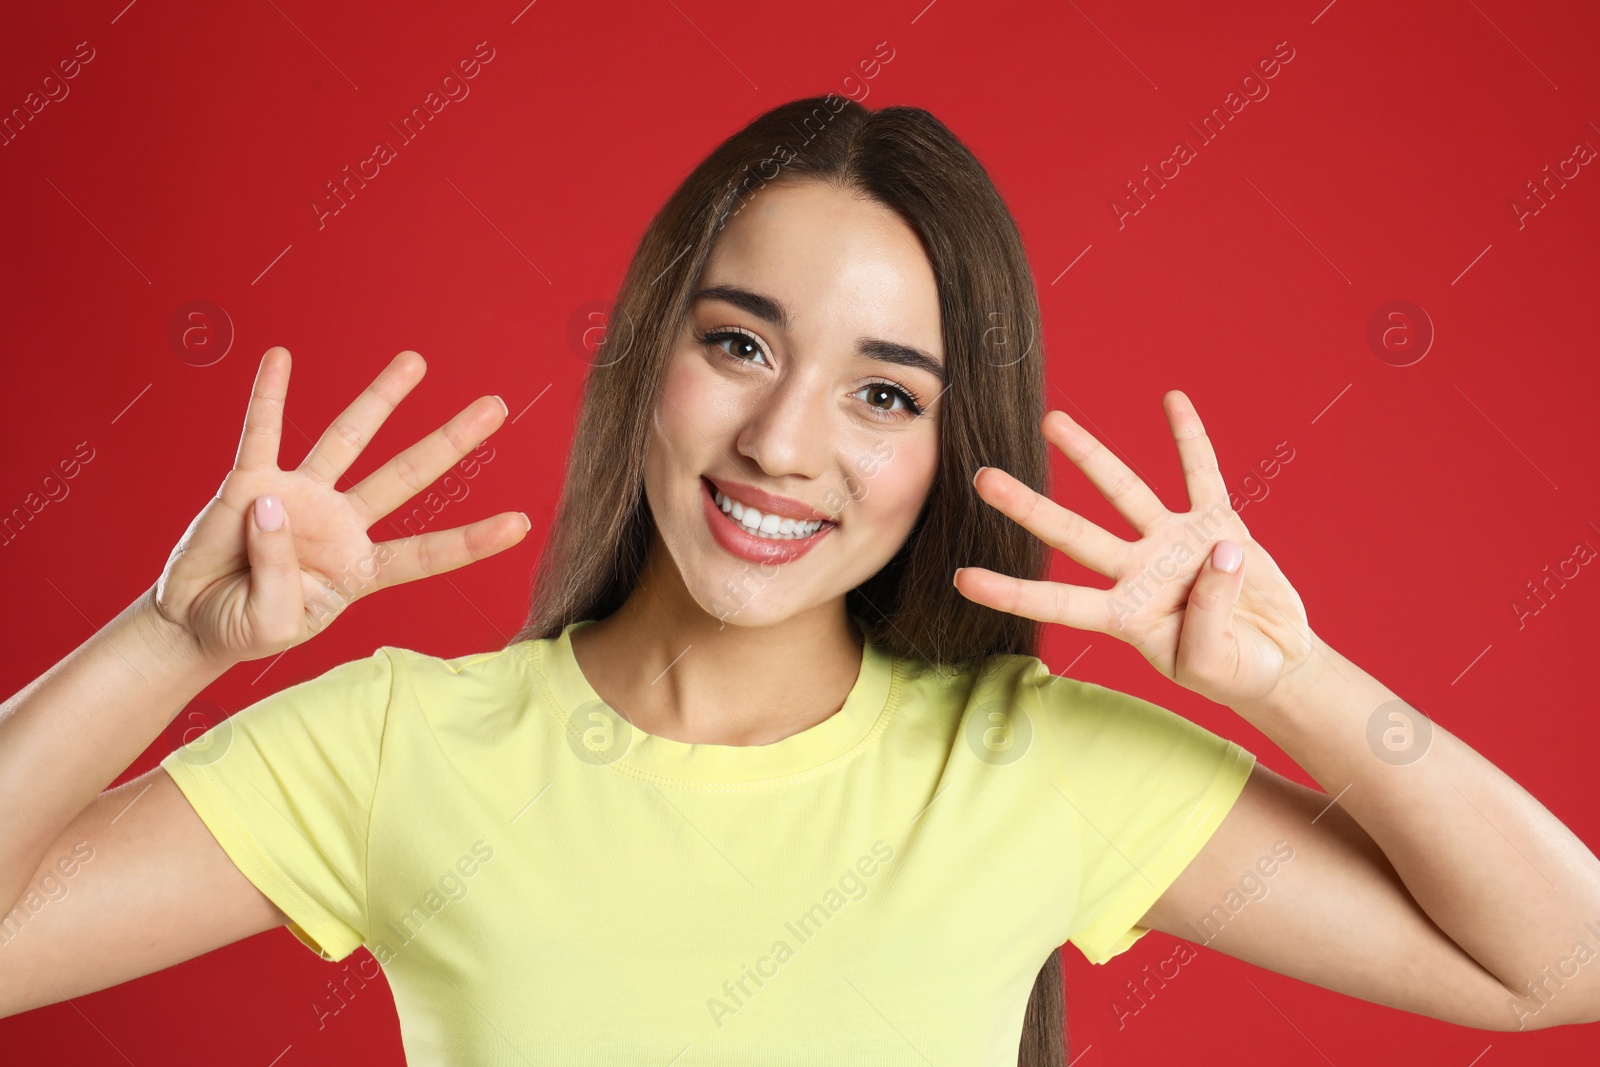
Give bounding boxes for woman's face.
[641,179,945,627]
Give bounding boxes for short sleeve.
[1029,670,1255,965]
[159,648,395,962]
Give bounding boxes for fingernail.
[254,495,284,532]
[1213,540,1242,573]
[493,395,509,417]
[519,512,532,532]
[972,466,987,488]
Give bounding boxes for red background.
[3,0,1598,1062]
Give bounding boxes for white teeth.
[711,486,826,540]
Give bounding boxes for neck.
[568,542,865,746]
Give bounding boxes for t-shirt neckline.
[535,615,899,786]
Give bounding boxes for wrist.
[1235,630,1340,721]
[132,583,234,683]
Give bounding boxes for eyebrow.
[690,284,946,385]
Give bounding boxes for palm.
[174,470,377,648]
[1097,509,1308,703]
[154,348,527,666]
[954,391,1315,709]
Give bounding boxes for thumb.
[1180,539,1246,666]
[244,495,303,646]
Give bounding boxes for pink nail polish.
[254,495,284,532]
[1214,540,1241,573]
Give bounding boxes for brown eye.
[697,328,770,366]
[852,380,925,419]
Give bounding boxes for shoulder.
[375,639,541,692]
[897,650,1056,713]
[377,640,539,680]
[888,651,1058,741]
[903,651,1233,758]
[372,640,542,725]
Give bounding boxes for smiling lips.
[700,476,836,565]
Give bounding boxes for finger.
[1164,390,1229,512]
[953,566,1114,635]
[234,348,290,471]
[299,351,427,489]
[242,495,304,649]
[973,466,1128,578]
[364,512,531,593]
[345,395,507,526]
[1041,409,1168,535]
[1179,540,1246,672]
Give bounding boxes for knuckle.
[393,453,423,491]
[1051,584,1071,621]
[415,538,438,577]
[1059,509,1086,545]
[1106,470,1139,499]
[441,420,474,454]
[333,418,365,450]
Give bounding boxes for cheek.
[656,352,700,431]
[848,436,938,531]
[651,352,725,459]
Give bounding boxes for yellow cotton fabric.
[161,617,1254,1065]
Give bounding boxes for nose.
[734,372,832,480]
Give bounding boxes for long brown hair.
[508,95,1063,1065]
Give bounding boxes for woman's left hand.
[953,391,1318,711]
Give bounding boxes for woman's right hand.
[148,346,529,669]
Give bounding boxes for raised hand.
[953,391,1317,710]
[150,347,529,669]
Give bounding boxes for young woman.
[3,96,1598,1065]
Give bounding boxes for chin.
[687,559,813,629]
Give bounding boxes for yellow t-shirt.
[161,617,1254,1065]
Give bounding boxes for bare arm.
[0,587,297,1018]
[957,393,1600,1030]
[0,346,525,1017]
[0,766,290,1017]
[0,586,226,923]
[1142,641,1600,1032]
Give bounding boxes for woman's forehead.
[698,184,943,354]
